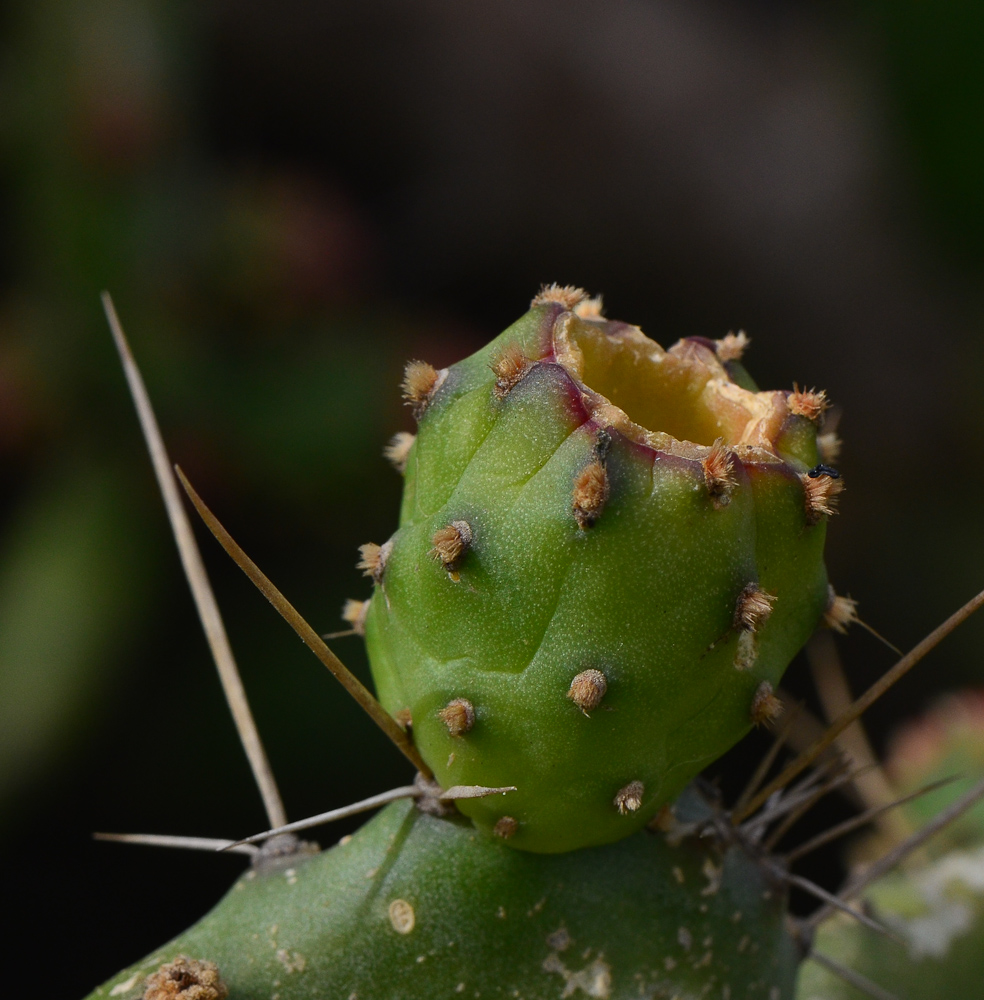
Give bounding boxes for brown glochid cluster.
[573,294,605,320]
[714,331,749,362]
[143,956,228,1000]
[802,472,844,525]
[401,360,444,419]
[491,343,534,398]
[823,586,858,634]
[383,431,415,473]
[733,584,776,633]
[788,385,830,423]
[750,681,783,727]
[614,780,645,815]
[439,697,475,736]
[702,440,737,506]
[357,540,392,585]
[572,457,609,529]
[341,598,369,636]
[431,520,473,575]
[493,815,519,839]
[530,283,588,311]
[567,668,608,714]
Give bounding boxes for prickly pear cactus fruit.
[88,795,798,1000]
[363,286,842,852]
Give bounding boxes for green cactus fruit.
[87,791,799,1000]
[363,285,842,852]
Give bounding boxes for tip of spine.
[439,698,475,736]
[491,343,534,398]
[715,331,749,362]
[357,540,392,585]
[531,283,589,310]
[430,520,473,575]
[734,584,776,632]
[383,431,415,472]
[823,585,858,634]
[614,780,645,815]
[750,681,782,727]
[703,439,737,506]
[402,360,446,419]
[572,456,609,529]
[788,384,830,423]
[341,598,370,635]
[802,470,844,524]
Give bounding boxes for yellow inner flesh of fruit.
[564,320,760,449]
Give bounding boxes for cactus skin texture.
[366,291,836,852]
[87,794,798,1000]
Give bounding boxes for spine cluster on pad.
[354,286,846,853]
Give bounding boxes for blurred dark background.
[2,1,983,994]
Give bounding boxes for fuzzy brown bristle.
[614,780,645,815]
[430,520,473,575]
[383,431,415,473]
[788,384,830,423]
[733,583,776,632]
[715,331,749,362]
[823,585,858,634]
[702,439,737,506]
[401,360,444,418]
[573,295,605,320]
[572,458,609,529]
[357,540,392,585]
[491,343,533,398]
[439,697,475,736]
[750,681,783,727]
[817,431,842,465]
[802,472,844,525]
[341,598,370,636]
[530,283,589,311]
[493,816,518,839]
[567,668,608,714]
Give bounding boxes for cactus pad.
[365,289,838,852]
[88,795,798,1000]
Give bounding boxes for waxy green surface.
[88,797,798,1000]
[367,305,832,852]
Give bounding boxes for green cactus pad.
[365,292,837,852]
[87,797,798,1000]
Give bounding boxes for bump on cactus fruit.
[88,793,799,1000]
[363,287,838,852]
